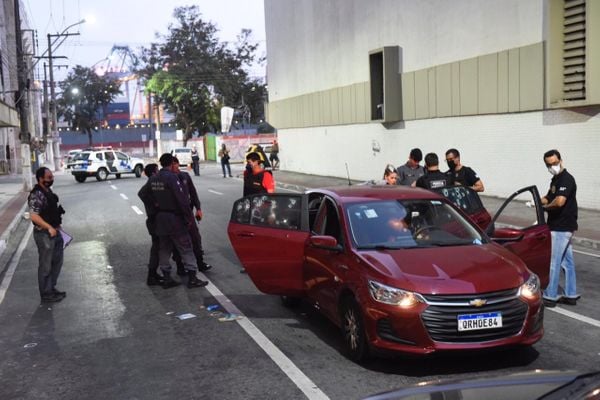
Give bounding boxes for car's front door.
[487,186,551,286]
[104,151,118,173]
[116,151,132,172]
[227,193,309,296]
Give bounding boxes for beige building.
[264,0,600,209]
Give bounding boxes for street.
[1,163,599,400]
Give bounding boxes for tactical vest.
[244,170,271,196]
[29,185,62,228]
[150,173,180,214]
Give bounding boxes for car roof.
[308,185,444,204]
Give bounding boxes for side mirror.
[490,227,525,244]
[309,235,343,252]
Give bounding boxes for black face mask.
[43,180,54,188]
[446,160,456,171]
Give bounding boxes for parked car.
[228,185,550,361]
[171,147,193,166]
[69,147,144,183]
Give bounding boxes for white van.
[171,147,193,166]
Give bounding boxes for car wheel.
[134,165,143,178]
[96,168,108,181]
[340,297,369,362]
[115,173,122,179]
[280,295,301,308]
[74,175,86,183]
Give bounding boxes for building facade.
[264,0,600,209]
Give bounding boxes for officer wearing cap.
[243,152,275,196]
[149,153,208,289]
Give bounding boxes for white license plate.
[457,312,502,331]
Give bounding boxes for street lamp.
[48,18,86,171]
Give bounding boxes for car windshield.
[346,199,485,249]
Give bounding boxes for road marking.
[110,185,117,190]
[120,193,128,200]
[0,226,32,306]
[131,206,144,215]
[574,249,600,258]
[208,189,223,195]
[549,307,600,328]
[200,277,330,400]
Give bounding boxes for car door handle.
[535,234,547,241]
[237,231,255,238]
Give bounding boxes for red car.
[227,185,550,361]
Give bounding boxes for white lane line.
[548,307,600,328]
[110,185,117,190]
[120,193,128,200]
[208,189,223,195]
[200,277,330,400]
[0,226,33,306]
[574,249,600,258]
[131,206,144,215]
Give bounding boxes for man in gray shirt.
[396,148,425,186]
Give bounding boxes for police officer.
[172,157,213,274]
[445,148,484,192]
[149,153,208,289]
[243,152,275,196]
[414,153,450,189]
[137,163,165,286]
[29,167,67,302]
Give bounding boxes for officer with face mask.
[149,153,208,289]
[444,148,485,192]
[29,167,67,303]
[540,149,579,308]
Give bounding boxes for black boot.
[187,271,208,289]
[162,272,181,289]
[147,269,165,286]
[176,265,186,276]
[198,262,213,272]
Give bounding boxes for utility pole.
[147,92,154,157]
[14,0,32,190]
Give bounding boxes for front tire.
[340,297,369,362]
[96,168,108,181]
[115,173,122,179]
[74,175,86,183]
[134,165,143,178]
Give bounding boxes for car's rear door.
[227,193,309,296]
[487,186,551,285]
[115,151,132,172]
[433,186,492,229]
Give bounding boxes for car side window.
[315,198,343,244]
[105,152,115,161]
[231,195,302,230]
[116,152,128,161]
[95,153,103,161]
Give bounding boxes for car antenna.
[345,163,352,186]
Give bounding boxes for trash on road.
[23,343,37,348]
[218,313,243,322]
[206,304,219,311]
[165,311,174,315]
[176,313,196,320]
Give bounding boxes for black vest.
[149,172,180,214]
[244,170,271,196]
[29,185,62,228]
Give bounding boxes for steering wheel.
[414,225,443,238]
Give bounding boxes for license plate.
[457,312,502,331]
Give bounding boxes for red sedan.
[228,185,550,362]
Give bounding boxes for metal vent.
[563,0,586,101]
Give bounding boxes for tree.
[138,6,265,141]
[56,66,122,146]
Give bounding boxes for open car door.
[486,186,551,286]
[227,193,309,296]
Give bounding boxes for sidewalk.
[0,174,29,258]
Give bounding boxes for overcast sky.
[25,0,266,81]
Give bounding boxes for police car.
[70,147,144,183]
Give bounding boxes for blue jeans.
[543,231,578,301]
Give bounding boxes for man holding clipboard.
[28,167,68,303]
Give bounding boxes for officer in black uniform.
[445,148,485,192]
[29,167,67,302]
[149,153,208,289]
[414,153,450,190]
[137,163,165,286]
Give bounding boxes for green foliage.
[138,5,266,140]
[56,65,121,145]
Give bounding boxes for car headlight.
[368,280,425,308]
[519,274,541,300]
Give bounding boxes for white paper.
[59,229,73,249]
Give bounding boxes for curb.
[0,202,27,259]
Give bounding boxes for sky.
[25,0,267,82]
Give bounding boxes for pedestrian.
[218,144,233,178]
[137,163,165,286]
[191,145,200,176]
[444,148,484,192]
[29,167,67,303]
[396,148,425,186]
[382,164,398,185]
[172,157,213,274]
[541,149,579,307]
[269,140,280,170]
[243,152,275,196]
[148,153,208,289]
[414,153,450,189]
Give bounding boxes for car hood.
[358,244,528,294]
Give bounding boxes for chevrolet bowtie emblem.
[469,298,487,307]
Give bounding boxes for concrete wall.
[278,108,600,210]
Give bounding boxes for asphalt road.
[0,163,599,400]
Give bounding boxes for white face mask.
[548,165,561,176]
